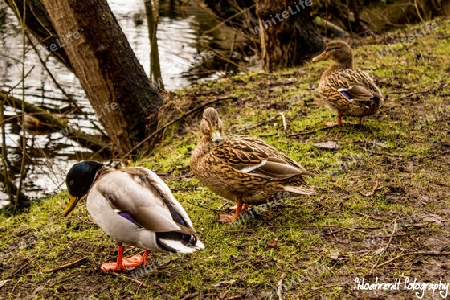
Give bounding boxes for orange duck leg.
[218,198,244,222]
[101,246,148,272]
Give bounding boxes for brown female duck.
[312,40,384,126]
[190,107,315,222]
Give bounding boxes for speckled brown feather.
[190,108,315,206]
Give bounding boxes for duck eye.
[69,180,74,186]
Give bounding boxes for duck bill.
[211,131,222,143]
[64,195,81,217]
[312,51,328,62]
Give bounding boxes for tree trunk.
[255,0,323,71]
[203,0,257,35]
[29,0,164,155]
[202,0,323,71]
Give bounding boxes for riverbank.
[1,18,449,299]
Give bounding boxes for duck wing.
[325,69,383,102]
[210,136,312,180]
[94,167,195,235]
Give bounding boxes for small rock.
[330,251,340,260]
[214,279,237,287]
[314,141,340,149]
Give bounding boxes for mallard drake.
[312,40,384,126]
[64,161,204,272]
[190,107,316,222]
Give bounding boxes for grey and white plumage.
[86,167,204,253]
[64,161,204,271]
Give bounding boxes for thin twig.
[110,271,148,287]
[376,251,450,269]
[414,0,425,22]
[409,251,450,255]
[9,260,30,279]
[0,97,13,203]
[280,113,287,134]
[399,81,447,100]
[15,2,28,211]
[363,148,404,157]
[225,31,237,74]
[277,272,286,300]
[122,96,236,157]
[0,52,22,63]
[6,67,35,94]
[181,292,200,300]
[288,126,333,137]
[360,180,382,197]
[370,218,397,274]
[375,252,405,269]
[44,256,87,273]
[234,115,280,134]
[354,212,387,222]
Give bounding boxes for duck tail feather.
[156,232,204,253]
[283,185,316,195]
[158,238,204,253]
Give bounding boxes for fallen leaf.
[267,238,280,250]
[0,279,11,288]
[314,141,340,149]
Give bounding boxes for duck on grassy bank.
[312,40,384,127]
[64,161,204,272]
[190,107,316,223]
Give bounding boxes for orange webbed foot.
[122,254,144,268]
[100,246,148,272]
[101,262,128,272]
[141,250,150,266]
[218,213,238,222]
[219,198,243,223]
